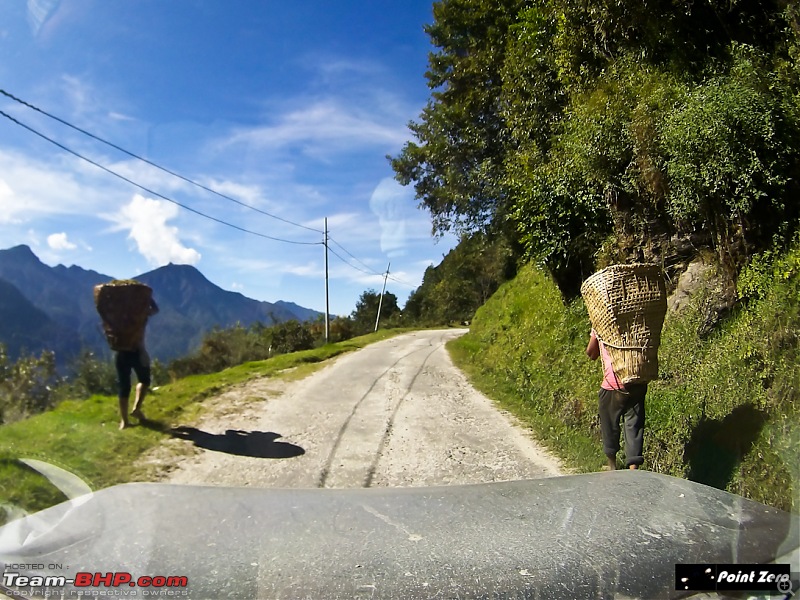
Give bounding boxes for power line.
[0,108,322,246]
[0,88,323,234]
[328,236,382,276]
[329,234,418,288]
[326,243,417,289]
[327,245,379,277]
[328,236,416,288]
[1,88,424,286]
[387,274,417,288]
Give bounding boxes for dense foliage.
[350,290,402,336]
[392,0,800,293]
[452,237,800,512]
[404,231,518,325]
[0,347,59,424]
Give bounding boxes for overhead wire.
[387,274,417,288]
[327,237,417,288]
[326,245,379,278]
[0,88,323,234]
[0,108,321,246]
[328,236,382,276]
[0,88,423,286]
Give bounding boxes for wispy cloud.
[108,194,201,266]
[309,56,385,87]
[224,100,409,156]
[105,157,193,196]
[27,0,60,36]
[0,149,108,222]
[108,111,136,122]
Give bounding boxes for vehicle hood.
[0,471,797,599]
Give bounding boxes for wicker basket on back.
[581,264,667,385]
[94,280,153,352]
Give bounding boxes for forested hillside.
[392,0,799,296]
[395,0,799,510]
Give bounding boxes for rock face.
[604,225,738,338]
[667,261,717,314]
[666,258,736,337]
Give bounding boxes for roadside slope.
[450,258,799,513]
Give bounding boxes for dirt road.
[158,329,561,488]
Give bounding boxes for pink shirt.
[591,330,624,391]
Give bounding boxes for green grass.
[0,328,411,524]
[449,251,800,513]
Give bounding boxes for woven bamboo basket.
[580,264,667,385]
[94,280,153,351]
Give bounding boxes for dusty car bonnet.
[0,470,797,599]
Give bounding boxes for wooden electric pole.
[374,262,390,332]
[324,218,330,344]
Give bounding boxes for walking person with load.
[581,264,667,470]
[94,280,159,430]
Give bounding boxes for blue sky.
[0,0,457,316]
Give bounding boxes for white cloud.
[283,262,322,277]
[106,158,192,195]
[0,149,123,222]
[110,194,201,266]
[47,232,77,250]
[59,74,99,118]
[0,178,21,224]
[225,100,409,155]
[309,57,384,86]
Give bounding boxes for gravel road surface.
[157,329,561,488]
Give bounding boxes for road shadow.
[684,403,766,490]
[169,427,305,459]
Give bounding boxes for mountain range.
[0,245,321,367]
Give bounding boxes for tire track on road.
[362,341,440,488]
[316,340,434,488]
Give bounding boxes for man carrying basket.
[581,264,667,471]
[94,280,160,430]
[586,331,648,470]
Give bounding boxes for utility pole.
[324,218,330,344]
[374,262,390,333]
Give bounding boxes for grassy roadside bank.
[448,250,800,513]
[0,329,412,524]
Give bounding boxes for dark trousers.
[598,384,647,467]
[115,349,151,398]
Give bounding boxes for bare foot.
[606,457,617,471]
[119,420,130,430]
[629,464,639,470]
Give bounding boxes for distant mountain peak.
[0,245,321,363]
[2,244,40,262]
[142,263,212,285]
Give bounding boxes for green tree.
[501,1,800,292]
[0,345,59,424]
[351,290,400,335]
[659,49,798,273]
[67,350,118,397]
[270,320,314,354]
[390,0,526,236]
[396,0,800,296]
[404,232,517,324]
